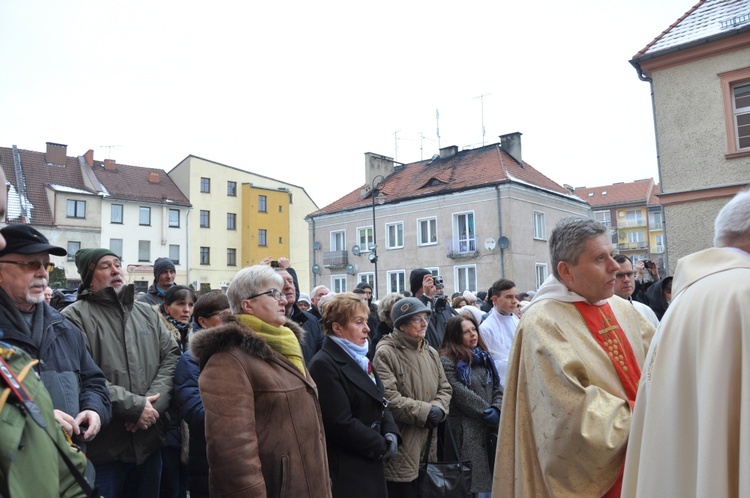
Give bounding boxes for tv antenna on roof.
[99,145,121,158]
[435,109,441,149]
[473,93,493,146]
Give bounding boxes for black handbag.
[417,426,472,498]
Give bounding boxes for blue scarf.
[330,336,375,383]
[456,347,500,388]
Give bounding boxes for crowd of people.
[1,164,749,497]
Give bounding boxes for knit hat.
[153,257,176,279]
[356,281,373,291]
[298,293,311,305]
[0,225,67,257]
[409,268,431,295]
[75,248,120,290]
[462,290,477,302]
[391,297,431,330]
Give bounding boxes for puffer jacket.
[191,317,332,498]
[137,282,167,306]
[373,330,452,482]
[62,284,180,465]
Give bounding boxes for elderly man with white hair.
[622,189,750,498]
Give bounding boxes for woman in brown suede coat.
[191,265,332,498]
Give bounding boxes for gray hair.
[310,285,329,301]
[714,189,750,247]
[227,265,283,314]
[377,292,405,323]
[550,217,609,279]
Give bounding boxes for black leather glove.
[425,406,444,429]
[383,433,398,461]
[482,406,500,426]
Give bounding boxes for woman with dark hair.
[309,293,400,498]
[174,291,230,498]
[156,285,196,498]
[439,315,503,498]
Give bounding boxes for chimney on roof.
[499,132,523,166]
[103,159,117,171]
[84,149,94,167]
[45,142,67,165]
[439,146,458,159]
[148,172,161,184]
[364,152,395,191]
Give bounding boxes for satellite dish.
[312,264,320,275]
[313,241,321,250]
[484,238,496,251]
[352,245,361,256]
[498,236,510,249]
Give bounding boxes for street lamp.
[370,175,385,300]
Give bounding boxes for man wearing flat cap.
[0,225,111,444]
[138,256,176,306]
[63,248,180,498]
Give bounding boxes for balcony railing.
[617,219,647,229]
[652,245,665,253]
[447,234,478,259]
[649,222,664,230]
[323,250,348,268]
[617,242,648,251]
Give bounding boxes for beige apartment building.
[631,0,750,272]
[168,155,317,293]
[306,133,591,298]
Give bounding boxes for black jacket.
[419,294,456,350]
[309,337,400,498]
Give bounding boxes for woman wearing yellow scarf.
[191,265,332,497]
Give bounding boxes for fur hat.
[409,268,431,295]
[154,257,176,279]
[391,297,431,330]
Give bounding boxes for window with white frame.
[533,211,546,240]
[628,231,645,243]
[733,81,750,150]
[648,210,663,230]
[594,210,611,228]
[330,230,346,252]
[720,68,750,154]
[139,207,151,226]
[358,273,374,287]
[169,244,180,264]
[625,210,644,226]
[67,200,86,219]
[454,265,476,293]
[169,209,180,228]
[417,217,437,246]
[387,270,406,294]
[535,263,548,289]
[111,204,123,224]
[138,240,150,262]
[357,226,374,252]
[332,275,347,293]
[110,239,123,257]
[453,212,476,253]
[67,241,80,262]
[386,222,404,249]
[654,234,665,253]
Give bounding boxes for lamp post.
[369,175,385,300]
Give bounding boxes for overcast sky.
[1,1,691,209]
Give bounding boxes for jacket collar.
[321,337,384,403]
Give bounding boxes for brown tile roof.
[1,145,94,226]
[632,0,750,61]
[648,183,662,206]
[309,143,581,217]
[573,179,658,208]
[92,161,190,207]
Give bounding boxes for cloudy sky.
[1,1,691,208]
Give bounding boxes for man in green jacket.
[63,249,180,498]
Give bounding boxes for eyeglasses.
[615,271,635,280]
[409,315,429,325]
[0,260,55,272]
[246,289,285,301]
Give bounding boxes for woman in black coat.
[309,293,401,498]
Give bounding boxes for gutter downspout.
[631,60,668,273]
[495,185,504,278]
[311,216,317,287]
[186,206,192,291]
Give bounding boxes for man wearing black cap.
[408,268,455,349]
[63,248,180,497]
[0,225,111,444]
[138,257,176,306]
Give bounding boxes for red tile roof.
[573,179,659,208]
[92,161,190,207]
[310,143,581,216]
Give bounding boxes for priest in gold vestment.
[492,217,655,498]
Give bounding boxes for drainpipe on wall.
[310,217,317,287]
[632,60,668,272]
[495,185,504,278]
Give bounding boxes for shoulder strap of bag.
[421,427,434,463]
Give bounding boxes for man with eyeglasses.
[612,255,659,328]
[62,248,180,498]
[0,225,111,447]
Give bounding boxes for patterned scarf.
[159,305,192,351]
[236,314,306,375]
[456,347,500,388]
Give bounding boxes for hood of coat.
[190,316,306,370]
[672,247,750,299]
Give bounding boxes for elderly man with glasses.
[612,255,660,328]
[0,225,111,446]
